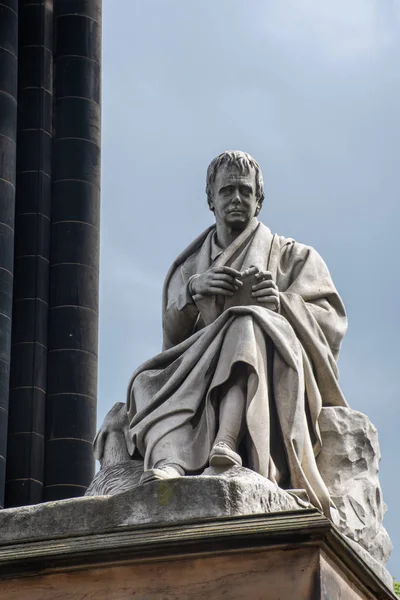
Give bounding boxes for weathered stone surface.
[2,542,392,600]
[343,532,393,590]
[0,467,302,546]
[317,406,391,565]
[0,463,393,589]
[0,547,324,600]
[0,509,395,598]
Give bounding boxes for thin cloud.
[261,0,396,60]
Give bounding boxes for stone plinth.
[0,473,395,599]
[0,509,396,599]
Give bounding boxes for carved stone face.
[209,165,261,231]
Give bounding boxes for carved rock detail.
[317,406,391,565]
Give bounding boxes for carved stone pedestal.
[0,506,395,600]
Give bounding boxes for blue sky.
[100,0,400,576]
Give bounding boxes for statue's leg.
[139,421,189,484]
[210,363,247,467]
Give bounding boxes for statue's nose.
[232,192,241,204]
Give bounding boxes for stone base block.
[0,509,396,599]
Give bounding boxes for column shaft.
[44,0,101,500]
[5,0,53,507]
[0,0,18,508]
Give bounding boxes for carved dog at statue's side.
[85,402,143,496]
[93,401,134,467]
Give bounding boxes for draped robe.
[127,219,348,516]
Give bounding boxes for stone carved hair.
[206,150,265,211]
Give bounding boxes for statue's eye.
[221,186,233,195]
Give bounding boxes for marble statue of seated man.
[126,150,348,518]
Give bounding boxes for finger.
[252,288,278,298]
[257,296,279,306]
[241,266,258,278]
[218,266,243,278]
[210,287,234,296]
[211,279,237,291]
[252,280,277,291]
[211,273,243,286]
[257,293,280,303]
[255,271,273,280]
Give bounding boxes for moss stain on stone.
[157,481,174,506]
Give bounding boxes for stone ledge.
[0,468,302,545]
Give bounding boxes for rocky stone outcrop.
[317,406,391,565]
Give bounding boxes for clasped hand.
[191,266,280,310]
[251,270,280,310]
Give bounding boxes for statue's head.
[206,151,264,231]
[206,150,264,213]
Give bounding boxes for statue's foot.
[140,465,183,485]
[209,442,242,467]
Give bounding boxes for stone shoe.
[140,465,183,485]
[209,442,242,467]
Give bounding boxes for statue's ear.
[93,430,106,461]
[124,428,135,456]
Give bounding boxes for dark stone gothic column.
[5,0,53,508]
[0,0,18,509]
[44,0,101,501]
